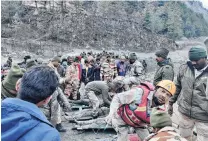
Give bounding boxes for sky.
[200,0,208,9]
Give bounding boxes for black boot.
[56,123,67,132]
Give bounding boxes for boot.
[56,123,67,132]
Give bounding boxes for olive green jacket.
[153,59,174,86]
[1,83,16,100]
[169,61,208,122]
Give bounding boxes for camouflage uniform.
[64,64,80,100]
[144,127,187,141]
[109,59,118,79]
[40,87,71,126]
[100,60,117,82]
[124,60,145,88]
[45,61,71,131]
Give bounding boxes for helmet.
[156,80,176,95]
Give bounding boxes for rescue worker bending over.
[105,80,176,141]
[85,81,122,117]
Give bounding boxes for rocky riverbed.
[2,37,206,141]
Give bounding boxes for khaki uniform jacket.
[153,59,174,86]
[48,62,65,84]
[65,64,80,82]
[169,61,208,122]
[85,81,111,106]
[125,60,144,78]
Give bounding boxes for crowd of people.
[1,45,208,141]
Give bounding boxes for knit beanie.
[26,59,37,70]
[129,53,137,60]
[52,56,61,63]
[155,48,169,59]
[189,46,207,61]
[150,108,172,128]
[2,64,25,91]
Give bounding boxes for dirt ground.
[60,121,116,141]
[2,38,205,141]
[59,103,197,141]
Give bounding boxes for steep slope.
[1,1,208,54]
[185,1,208,22]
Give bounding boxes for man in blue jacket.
[1,66,61,141]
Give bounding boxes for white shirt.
[194,64,208,78]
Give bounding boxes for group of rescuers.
[1,45,208,141]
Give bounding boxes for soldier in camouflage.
[144,108,187,141]
[100,56,117,82]
[40,87,71,132]
[153,48,174,86]
[123,53,145,89]
[46,56,72,132]
[64,57,80,100]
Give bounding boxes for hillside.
[1,1,208,56]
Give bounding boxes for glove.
[168,104,173,116]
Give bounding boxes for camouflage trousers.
[40,90,62,126]
[64,80,80,100]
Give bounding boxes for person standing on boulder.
[153,48,174,86]
[168,46,208,141]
